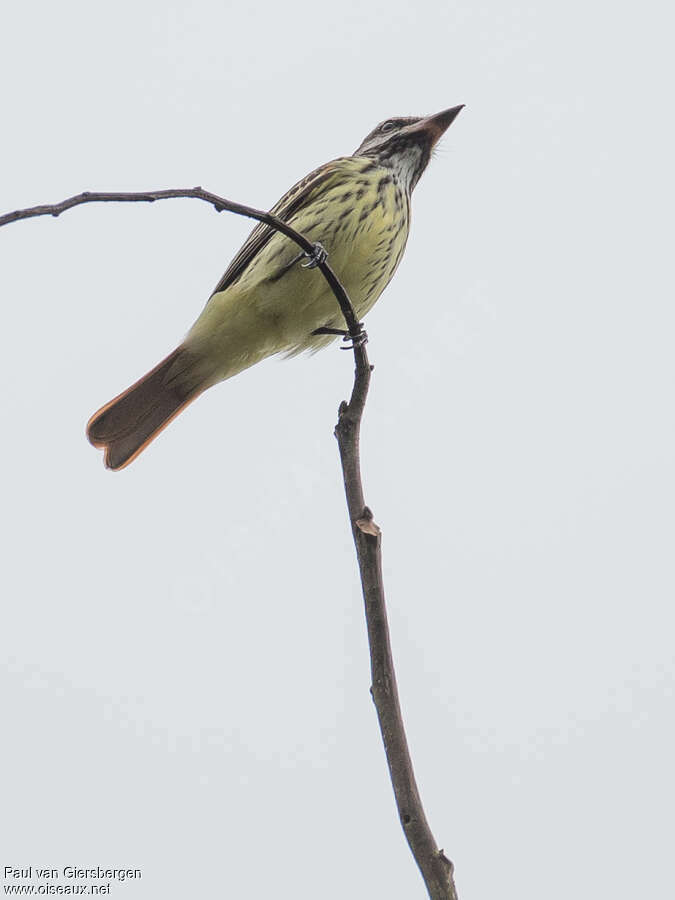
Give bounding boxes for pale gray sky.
[2,1,673,898]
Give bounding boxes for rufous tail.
[86,347,204,470]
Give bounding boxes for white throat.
[387,145,425,193]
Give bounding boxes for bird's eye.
[380,120,396,133]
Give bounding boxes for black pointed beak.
[410,104,465,146]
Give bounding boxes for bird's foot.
[301,242,328,269]
[340,327,368,350]
[311,322,367,349]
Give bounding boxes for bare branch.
[0,187,362,338]
[0,185,456,899]
[335,346,458,900]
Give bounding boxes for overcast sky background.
[1,1,673,898]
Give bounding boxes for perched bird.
[87,105,464,469]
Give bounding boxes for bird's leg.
[312,325,349,337]
[301,242,328,269]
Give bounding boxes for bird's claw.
[301,242,328,269]
[340,328,368,350]
[311,322,368,349]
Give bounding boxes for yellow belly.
[186,157,410,384]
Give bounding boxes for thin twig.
[0,186,456,899]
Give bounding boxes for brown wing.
[209,158,346,296]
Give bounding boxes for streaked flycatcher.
[88,105,464,469]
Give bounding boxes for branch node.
[438,850,454,874]
[355,507,381,537]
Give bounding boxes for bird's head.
[353,105,464,192]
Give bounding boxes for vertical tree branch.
[335,344,458,900]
